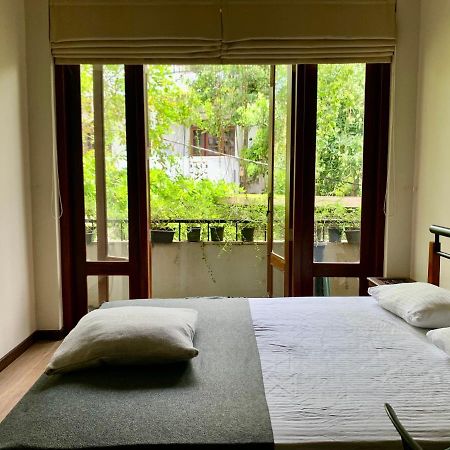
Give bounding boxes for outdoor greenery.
[316,64,365,197]
[81,63,365,242]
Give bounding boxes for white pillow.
[46,306,198,375]
[368,282,450,328]
[426,327,450,355]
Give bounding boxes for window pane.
[81,64,129,262]
[273,65,289,258]
[146,65,270,298]
[314,64,365,263]
[87,275,129,310]
[314,277,359,296]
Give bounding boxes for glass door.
[267,65,293,297]
[290,63,391,296]
[56,65,150,330]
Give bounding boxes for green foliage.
[80,63,366,243]
[150,168,241,222]
[184,65,270,183]
[316,64,365,196]
[83,150,128,220]
[315,202,361,228]
[187,65,269,135]
[147,65,193,167]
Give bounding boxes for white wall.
[0,0,426,348]
[383,0,421,277]
[410,1,450,287]
[85,240,359,300]
[24,0,62,330]
[0,0,36,357]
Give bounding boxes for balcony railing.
[85,218,267,242]
[84,218,360,243]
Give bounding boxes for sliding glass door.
[289,64,390,296]
[55,62,390,329]
[56,65,149,330]
[266,66,294,297]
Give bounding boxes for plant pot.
[315,224,325,242]
[210,226,224,242]
[345,229,361,244]
[314,242,326,262]
[328,227,342,243]
[85,231,94,245]
[187,226,201,242]
[241,226,255,242]
[151,228,175,244]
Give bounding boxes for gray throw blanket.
[0,298,273,450]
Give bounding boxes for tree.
[316,64,365,196]
[181,65,270,185]
[80,63,366,237]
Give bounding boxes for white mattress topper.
[249,297,450,450]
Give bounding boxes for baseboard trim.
[0,333,36,373]
[0,329,64,373]
[34,329,66,341]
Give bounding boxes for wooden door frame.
[290,63,391,296]
[266,65,295,297]
[266,65,276,296]
[55,65,149,332]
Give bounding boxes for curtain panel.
[50,0,396,64]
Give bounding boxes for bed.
[1,226,450,450]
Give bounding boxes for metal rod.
[162,137,269,167]
[436,251,450,260]
[430,225,450,238]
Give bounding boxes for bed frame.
[428,225,450,285]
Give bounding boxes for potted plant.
[151,225,175,244]
[322,202,346,243]
[240,203,266,242]
[344,207,361,244]
[241,225,255,242]
[328,224,343,243]
[210,224,225,242]
[187,224,201,242]
[208,201,235,242]
[150,201,177,244]
[85,222,96,245]
[314,207,326,242]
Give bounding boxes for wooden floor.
[0,340,60,422]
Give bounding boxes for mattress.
[2,296,450,449]
[0,298,273,450]
[249,297,450,450]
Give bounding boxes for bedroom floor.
[0,341,60,422]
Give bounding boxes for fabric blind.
[50,0,396,64]
[50,0,223,64]
[221,0,396,63]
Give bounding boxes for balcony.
[86,219,360,306]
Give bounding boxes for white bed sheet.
[249,297,450,450]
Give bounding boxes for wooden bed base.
[428,225,450,286]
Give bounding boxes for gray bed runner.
[0,298,273,450]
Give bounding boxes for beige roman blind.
[221,0,396,63]
[50,0,396,64]
[50,0,223,64]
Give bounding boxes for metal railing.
[84,218,267,242]
[84,218,361,243]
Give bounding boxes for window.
[190,126,235,156]
[56,63,390,330]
